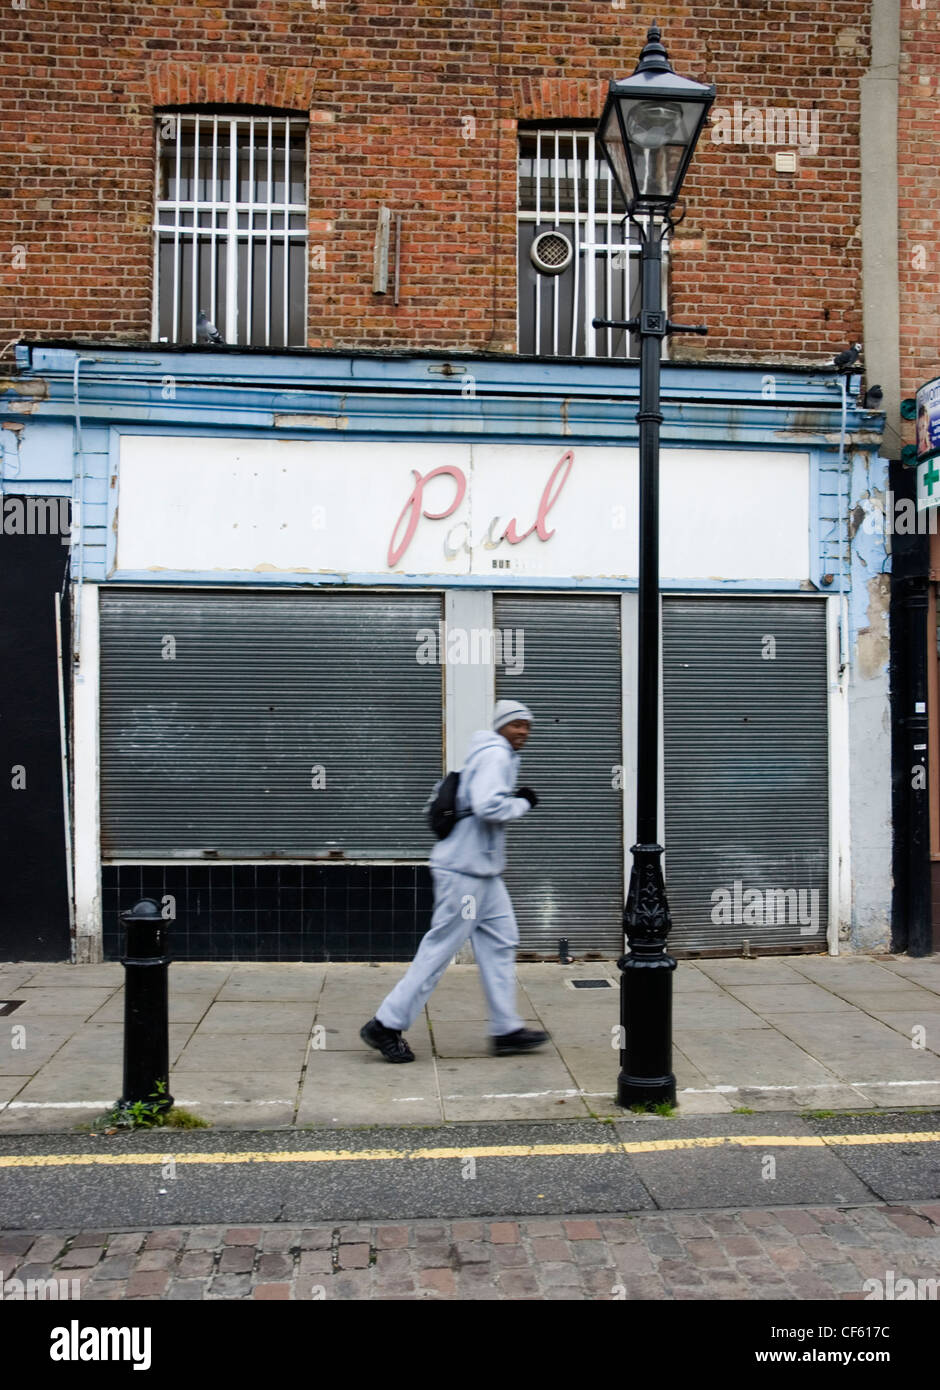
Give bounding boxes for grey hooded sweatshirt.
[428,730,531,878]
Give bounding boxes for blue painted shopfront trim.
[103,571,817,593]
[13,341,867,401]
[3,342,885,595]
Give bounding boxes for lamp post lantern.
[594,25,715,1108]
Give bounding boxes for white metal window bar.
[517,129,669,359]
[153,114,308,347]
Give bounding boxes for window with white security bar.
[153,112,308,347]
[517,127,668,359]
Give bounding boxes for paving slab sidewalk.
[1,953,939,1132]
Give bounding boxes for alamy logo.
[710,101,819,157]
[49,1320,152,1369]
[860,491,938,536]
[415,623,524,674]
[0,1270,81,1300]
[1,496,71,545]
[862,1270,939,1301]
[710,880,820,935]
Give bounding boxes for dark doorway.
[0,500,72,959]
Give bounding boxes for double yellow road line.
[0,1130,938,1170]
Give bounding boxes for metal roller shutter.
[662,596,830,954]
[99,589,443,860]
[493,594,623,953]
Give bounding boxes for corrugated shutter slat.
[99,590,444,859]
[662,597,829,953]
[494,595,623,953]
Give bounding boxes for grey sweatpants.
[376,868,525,1037]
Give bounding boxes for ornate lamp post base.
[617,842,677,1107]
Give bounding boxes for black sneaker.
[491,1027,549,1056]
[360,1016,415,1063]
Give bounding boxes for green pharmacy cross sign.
[910,376,940,511]
[915,454,940,513]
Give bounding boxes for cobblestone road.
[2,1202,938,1300]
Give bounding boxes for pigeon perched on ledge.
[833,342,861,371]
[196,309,224,345]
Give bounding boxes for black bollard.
[118,898,173,1115]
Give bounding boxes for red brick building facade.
[2,0,870,361]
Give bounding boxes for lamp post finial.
[635,23,672,74]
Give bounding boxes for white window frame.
[516,127,670,360]
[152,112,309,348]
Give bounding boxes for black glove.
[518,786,538,808]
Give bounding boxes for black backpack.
[427,771,471,839]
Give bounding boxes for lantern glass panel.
[617,95,709,204]
[598,102,634,206]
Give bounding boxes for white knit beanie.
[492,699,534,731]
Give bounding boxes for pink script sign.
[387,449,575,568]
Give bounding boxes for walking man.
[360,699,549,1062]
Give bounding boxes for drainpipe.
[837,374,850,680]
[831,373,852,957]
[70,355,95,668]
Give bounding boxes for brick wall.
[1,0,871,362]
[899,4,940,406]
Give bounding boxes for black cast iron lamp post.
[594,25,715,1107]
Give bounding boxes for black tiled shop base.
[102,865,432,962]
